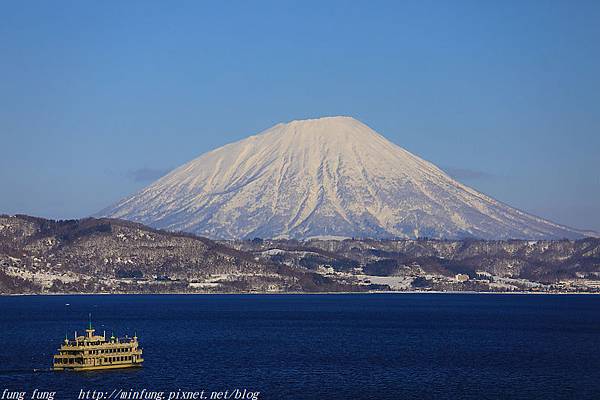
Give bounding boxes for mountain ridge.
[0,214,365,293]
[2,214,599,294]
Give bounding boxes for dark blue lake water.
[0,294,599,400]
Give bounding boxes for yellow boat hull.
[54,363,142,371]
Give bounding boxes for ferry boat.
[53,318,143,371]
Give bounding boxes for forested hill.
[1,214,599,294]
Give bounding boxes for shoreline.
[1,290,599,297]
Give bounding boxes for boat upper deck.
[53,319,143,371]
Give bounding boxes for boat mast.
[86,313,95,339]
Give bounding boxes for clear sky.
[1,0,599,231]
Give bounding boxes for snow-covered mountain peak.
[259,115,381,143]
[99,117,591,240]
[285,115,360,127]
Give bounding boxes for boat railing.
[61,338,138,348]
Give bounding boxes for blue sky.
[1,0,599,231]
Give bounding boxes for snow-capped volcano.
[99,116,589,240]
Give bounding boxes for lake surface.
[1,294,599,399]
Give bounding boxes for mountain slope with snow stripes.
[99,116,591,240]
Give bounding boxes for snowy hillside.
[99,116,590,240]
